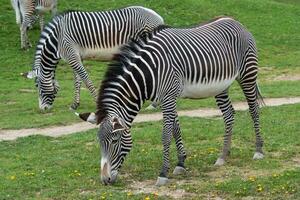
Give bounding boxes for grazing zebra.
[78,17,265,186]
[11,0,57,49]
[22,6,164,110]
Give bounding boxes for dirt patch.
[273,74,300,82]
[1,97,300,141]
[127,180,195,199]
[19,88,35,93]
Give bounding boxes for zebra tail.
[256,85,265,107]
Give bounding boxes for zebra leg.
[172,117,187,175]
[39,13,44,31]
[51,1,58,17]
[241,82,264,160]
[73,64,97,101]
[70,72,82,110]
[65,48,97,102]
[20,23,31,50]
[214,91,235,166]
[156,100,177,186]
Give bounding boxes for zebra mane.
[96,33,156,123]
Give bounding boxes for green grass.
[1,0,300,129]
[1,103,300,199]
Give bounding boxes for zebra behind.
[78,17,265,186]
[11,0,57,49]
[23,6,164,110]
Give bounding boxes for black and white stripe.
[90,17,264,185]
[11,0,57,49]
[26,6,164,110]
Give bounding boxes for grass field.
[1,103,300,199]
[0,0,300,129]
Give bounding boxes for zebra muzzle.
[76,112,97,124]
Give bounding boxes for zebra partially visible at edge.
[78,17,265,186]
[22,6,164,110]
[11,0,57,49]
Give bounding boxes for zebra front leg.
[156,122,172,186]
[70,72,82,110]
[172,117,187,175]
[68,53,97,103]
[156,101,177,186]
[214,91,235,166]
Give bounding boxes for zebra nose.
[101,162,111,184]
[102,162,109,177]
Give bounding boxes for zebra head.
[78,113,132,185]
[22,70,59,110]
[98,116,132,185]
[35,74,60,110]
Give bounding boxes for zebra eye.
[111,135,120,144]
[111,138,119,144]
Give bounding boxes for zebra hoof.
[155,176,169,186]
[173,166,187,175]
[214,158,225,166]
[69,103,80,110]
[253,152,264,160]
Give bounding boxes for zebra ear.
[77,112,97,124]
[111,117,126,133]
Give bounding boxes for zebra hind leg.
[39,13,44,31]
[172,117,187,175]
[20,23,31,50]
[240,82,264,160]
[70,72,82,110]
[214,91,235,166]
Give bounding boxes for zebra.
[77,16,265,186]
[22,6,164,110]
[11,0,57,49]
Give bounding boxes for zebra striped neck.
[33,15,60,74]
[96,42,157,126]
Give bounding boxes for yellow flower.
[9,175,16,180]
[144,196,150,200]
[127,191,132,196]
[257,184,263,192]
[248,176,256,182]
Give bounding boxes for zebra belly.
[79,46,120,61]
[180,78,236,99]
